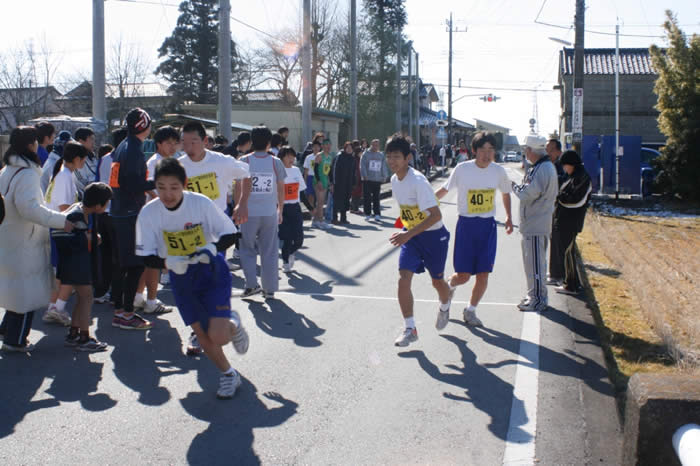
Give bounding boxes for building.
[558,47,663,147]
[0,86,63,133]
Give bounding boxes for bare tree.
[232,46,269,102]
[106,36,151,124]
[253,31,302,104]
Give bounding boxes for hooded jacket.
[553,164,592,233]
[512,155,559,236]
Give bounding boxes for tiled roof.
[560,48,657,75]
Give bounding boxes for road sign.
[436,110,447,121]
[437,127,447,139]
[572,88,583,142]
[436,120,448,127]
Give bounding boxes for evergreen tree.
[155,0,238,104]
[650,11,700,200]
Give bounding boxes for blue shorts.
[454,216,497,275]
[169,253,232,329]
[305,175,315,196]
[399,225,450,279]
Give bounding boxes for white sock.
[467,305,477,313]
[146,299,157,308]
[404,317,415,329]
[136,293,146,302]
[230,312,240,328]
[55,299,67,312]
[439,302,450,312]
[222,367,236,376]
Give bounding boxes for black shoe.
[241,286,262,297]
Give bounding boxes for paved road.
[0,163,621,465]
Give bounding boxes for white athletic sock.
[222,367,236,376]
[467,305,477,312]
[146,299,157,308]
[230,312,240,328]
[404,317,415,329]
[439,302,450,312]
[55,299,67,312]
[136,293,146,303]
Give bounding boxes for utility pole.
[302,0,312,146]
[218,0,232,142]
[395,26,402,134]
[615,20,620,199]
[572,0,585,156]
[407,41,413,141]
[447,12,453,145]
[350,0,357,140]
[415,51,420,149]
[92,0,106,125]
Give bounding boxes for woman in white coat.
[0,126,74,352]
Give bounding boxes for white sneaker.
[394,327,418,347]
[94,292,111,304]
[160,272,170,286]
[289,254,296,269]
[436,309,450,331]
[374,215,381,221]
[227,261,241,271]
[230,312,249,355]
[133,295,146,309]
[186,332,203,356]
[365,216,372,221]
[216,370,242,399]
[143,299,174,314]
[463,308,483,327]
[516,298,531,311]
[43,306,71,326]
[282,262,292,273]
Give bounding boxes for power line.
[430,83,559,92]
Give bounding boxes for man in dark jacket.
[331,143,356,224]
[546,138,568,284]
[553,150,592,295]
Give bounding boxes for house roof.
[560,48,657,76]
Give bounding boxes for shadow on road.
[182,377,298,466]
[397,333,526,442]
[243,298,325,347]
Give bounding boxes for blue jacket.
[109,134,155,217]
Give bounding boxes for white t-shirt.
[442,160,512,218]
[45,166,77,212]
[283,166,306,205]
[146,153,163,181]
[303,153,317,173]
[391,167,443,231]
[135,191,236,260]
[178,150,250,212]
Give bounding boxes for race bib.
[251,173,274,194]
[369,160,382,172]
[109,162,120,188]
[400,204,427,230]
[467,188,495,214]
[186,172,220,200]
[162,224,205,256]
[284,182,299,201]
[45,180,55,203]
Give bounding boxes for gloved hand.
[189,243,217,265]
[166,255,190,275]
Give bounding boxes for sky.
[1,0,699,141]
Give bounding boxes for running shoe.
[288,253,296,269]
[365,216,372,221]
[516,298,531,311]
[230,312,249,355]
[282,263,292,273]
[64,334,80,347]
[555,286,580,296]
[216,370,242,399]
[227,261,241,272]
[320,222,331,230]
[133,294,146,309]
[463,308,483,327]
[374,215,381,221]
[436,309,450,331]
[143,300,174,315]
[43,306,71,326]
[394,327,418,347]
[160,272,170,286]
[546,276,563,286]
[76,338,108,352]
[517,300,548,313]
[2,342,34,352]
[94,292,111,304]
[186,332,203,356]
[241,286,262,298]
[112,313,153,330]
[262,290,275,300]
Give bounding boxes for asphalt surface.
[0,163,621,465]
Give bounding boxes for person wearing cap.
[552,150,592,295]
[108,107,155,330]
[546,138,568,285]
[40,130,73,193]
[435,131,514,327]
[511,135,559,312]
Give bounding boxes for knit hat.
[52,130,73,156]
[125,107,151,134]
[560,150,582,166]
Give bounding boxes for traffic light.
[480,93,499,102]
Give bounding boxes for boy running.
[52,182,112,351]
[435,131,514,327]
[386,135,452,347]
[136,157,250,399]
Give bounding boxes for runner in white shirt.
[43,142,88,327]
[279,146,306,273]
[135,157,249,399]
[435,131,514,327]
[386,135,452,347]
[303,145,319,208]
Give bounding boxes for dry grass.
[577,208,700,395]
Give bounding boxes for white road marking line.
[273,290,517,306]
[502,309,541,466]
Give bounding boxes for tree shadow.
[182,376,298,466]
[397,334,527,442]
[243,299,325,347]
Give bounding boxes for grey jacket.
[512,155,559,236]
[360,150,390,182]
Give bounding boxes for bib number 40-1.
[467,188,495,214]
